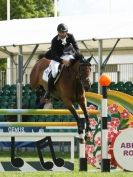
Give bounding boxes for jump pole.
[0,109,99,115]
[99,74,111,172]
[0,122,77,127]
[0,108,100,171]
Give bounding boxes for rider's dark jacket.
[45,33,80,63]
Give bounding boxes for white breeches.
[42,64,52,82]
[42,60,59,82]
[49,60,60,78]
[42,55,75,82]
[49,54,74,78]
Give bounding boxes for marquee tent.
[0,14,133,57]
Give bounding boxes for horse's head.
[79,56,92,91]
[63,44,76,56]
[61,44,78,62]
[61,45,92,91]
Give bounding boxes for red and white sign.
[113,128,133,171]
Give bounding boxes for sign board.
[113,128,133,171]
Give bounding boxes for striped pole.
[101,86,110,172]
[99,74,111,172]
[79,115,87,171]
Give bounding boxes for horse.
[30,51,92,139]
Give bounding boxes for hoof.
[84,134,88,141]
[77,125,83,135]
[79,138,85,144]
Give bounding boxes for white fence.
[92,63,133,83]
[0,63,133,88]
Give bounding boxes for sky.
[58,0,133,16]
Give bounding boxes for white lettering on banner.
[8,127,25,133]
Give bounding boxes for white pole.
[6,0,12,85]
[7,0,10,20]
[54,0,58,17]
[98,40,103,94]
[6,57,13,85]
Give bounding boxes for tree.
[0,0,54,20]
[0,0,54,70]
[0,59,7,70]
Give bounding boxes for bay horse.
[30,53,92,137]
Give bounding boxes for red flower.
[85,144,94,154]
[108,104,118,114]
[120,110,129,119]
[95,137,101,146]
[111,117,120,128]
[108,130,118,143]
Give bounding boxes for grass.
[0,151,132,177]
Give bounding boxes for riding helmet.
[57,23,68,32]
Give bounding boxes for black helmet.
[57,23,68,32]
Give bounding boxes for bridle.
[79,61,92,91]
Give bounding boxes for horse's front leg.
[78,95,91,134]
[61,98,83,135]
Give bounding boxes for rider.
[44,23,82,98]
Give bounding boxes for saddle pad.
[42,65,52,82]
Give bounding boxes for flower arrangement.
[85,103,131,168]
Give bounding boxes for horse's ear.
[86,55,93,66]
[86,55,93,63]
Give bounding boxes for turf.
[0,151,132,177]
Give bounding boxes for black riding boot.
[44,75,54,99]
[48,75,55,92]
